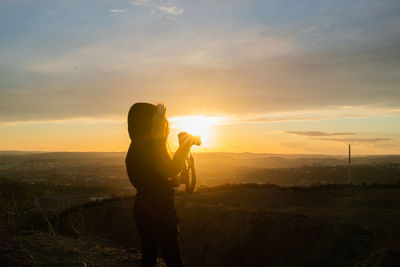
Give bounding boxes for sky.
[0,0,399,154]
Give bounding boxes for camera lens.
[193,136,201,146]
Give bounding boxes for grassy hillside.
[0,229,147,267]
[21,184,400,266]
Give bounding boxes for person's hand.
[178,132,194,151]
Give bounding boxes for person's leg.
[134,201,158,267]
[140,238,158,267]
[159,233,183,267]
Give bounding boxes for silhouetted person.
[125,102,195,267]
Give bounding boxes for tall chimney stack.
[348,144,352,183]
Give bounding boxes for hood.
[127,102,158,141]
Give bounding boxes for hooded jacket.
[125,103,185,204]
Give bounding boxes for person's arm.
[166,132,194,179]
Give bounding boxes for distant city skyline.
[0,0,399,154]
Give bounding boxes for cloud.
[109,9,127,13]
[0,118,124,128]
[132,0,184,17]
[316,137,393,144]
[284,130,395,145]
[132,0,150,6]
[157,5,183,16]
[286,131,356,137]
[375,143,398,148]
[221,43,400,113]
[222,107,400,125]
[1,0,400,123]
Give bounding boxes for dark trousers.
[134,199,183,267]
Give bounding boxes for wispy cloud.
[284,130,394,145]
[157,5,183,16]
[317,137,394,144]
[0,118,124,128]
[132,0,150,6]
[109,9,127,13]
[286,131,356,137]
[132,0,184,18]
[223,107,400,125]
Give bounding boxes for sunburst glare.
[169,115,221,146]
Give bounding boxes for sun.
[169,115,220,146]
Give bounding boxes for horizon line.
[1,150,399,157]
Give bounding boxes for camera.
[178,132,201,146]
[192,135,201,146]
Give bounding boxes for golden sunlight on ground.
[169,116,221,148]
